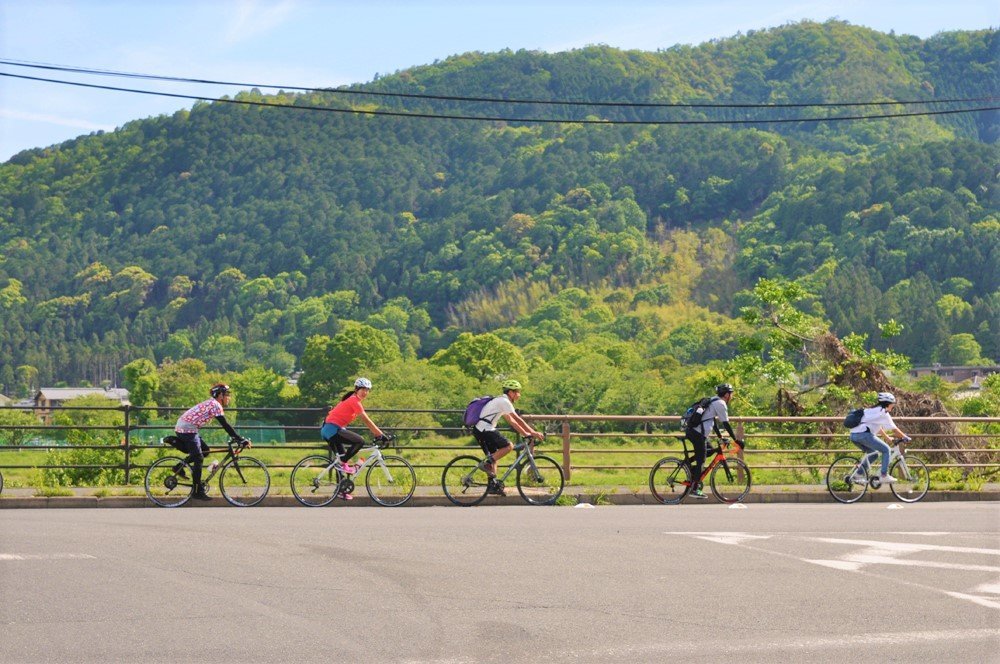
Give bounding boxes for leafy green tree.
[934,333,991,365]
[298,323,402,406]
[430,332,528,381]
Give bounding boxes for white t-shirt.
[694,397,729,437]
[850,406,897,436]
[475,395,515,432]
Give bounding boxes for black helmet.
[716,383,734,396]
[210,383,231,398]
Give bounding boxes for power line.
[2,71,996,126]
[1,58,996,110]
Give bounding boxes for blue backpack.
[463,396,495,428]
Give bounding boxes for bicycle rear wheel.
[442,455,490,506]
[710,457,751,503]
[220,456,270,507]
[290,455,343,507]
[145,457,194,507]
[649,457,691,505]
[889,455,929,503]
[516,455,564,505]
[365,455,416,506]
[826,456,868,504]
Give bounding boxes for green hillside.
[0,21,996,410]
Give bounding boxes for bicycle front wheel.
[649,457,691,505]
[516,455,564,505]
[366,455,416,507]
[220,456,270,507]
[826,456,868,504]
[442,455,490,506]
[889,455,930,503]
[290,455,343,507]
[145,457,194,507]
[710,457,751,503]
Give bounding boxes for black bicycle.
[145,436,271,507]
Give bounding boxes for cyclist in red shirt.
[321,377,386,499]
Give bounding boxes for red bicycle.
[649,436,751,504]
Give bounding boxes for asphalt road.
[1,503,998,663]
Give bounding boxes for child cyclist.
[321,377,386,500]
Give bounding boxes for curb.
[1,490,997,508]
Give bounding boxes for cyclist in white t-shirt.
[472,379,544,496]
[848,391,911,484]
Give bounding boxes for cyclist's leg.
[321,424,348,464]
[334,428,364,463]
[687,429,707,489]
[177,433,206,492]
[849,433,878,477]
[476,430,512,478]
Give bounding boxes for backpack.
[463,396,495,428]
[681,396,719,431]
[843,407,865,428]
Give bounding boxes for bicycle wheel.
[710,456,752,503]
[516,455,564,505]
[365,455,416,507]
[649,457,692,505]
[0,470,4,495]
[290,455,343,507]
[220,456,271,507]
[441,455,490,506]
[889,455,930,503]
[145,457,194,507]
[826,456,868,504]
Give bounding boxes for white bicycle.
[826,439,930,504]
[290,434,416,507]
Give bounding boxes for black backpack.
[681,396,719,431]
[843,407,865,428]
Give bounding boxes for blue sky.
[0,0,996,162]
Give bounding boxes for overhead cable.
[2,71,996,126]
[0,58,996,110]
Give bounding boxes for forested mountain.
[0,20,996,399]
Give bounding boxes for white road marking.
[0,553,96,561]
[815,537,1000,556]
[667,531,771,545]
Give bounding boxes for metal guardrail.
[0,405,997,484]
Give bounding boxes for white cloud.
[0,108,112,132]
[225,0,297,45]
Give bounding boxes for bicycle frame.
[202,438,250,484]
[479,439,540,484]
[684,437,741,485]
[322,444,395,482]
[851,443,912,482]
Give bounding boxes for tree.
[297,324,402,406]
[934,334,990,365]
[429,332,528,381]
[121,358,160,408]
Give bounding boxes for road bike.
[145,436,271,507]
[826,439,929,504]
[649,436,751,504]
[441,436,564,506]
[290,434,416,507]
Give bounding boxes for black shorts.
[473,429,512,455]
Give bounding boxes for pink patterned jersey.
[175,399,224,433]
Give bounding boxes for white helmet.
[355,377,373,389]
[877,392,896,404]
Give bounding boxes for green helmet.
[501,379,523,392]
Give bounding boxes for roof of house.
[35,387,130,403]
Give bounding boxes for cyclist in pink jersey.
[321,377,385,499]
[171,383,248,501]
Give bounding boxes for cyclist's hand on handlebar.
[239,436,252,448]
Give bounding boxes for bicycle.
[649,436,751,504]
[441,436,564,506]
[145,436,271,507]
[826,439,929,504]
[0,470,4,496]
[290,434,416,507]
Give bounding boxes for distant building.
[33,387,130,423]
[908,364,999,385]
